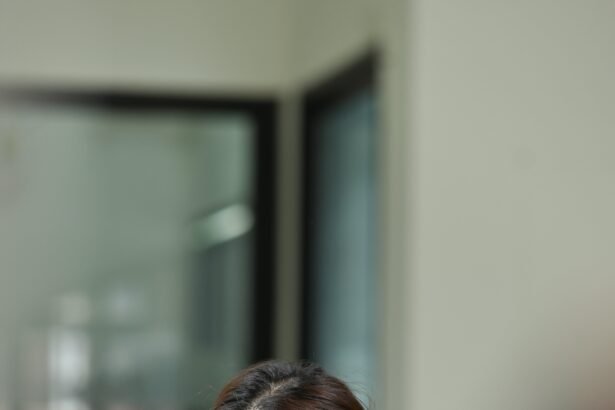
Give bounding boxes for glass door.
[0,92,276,410]
[302,54,378,404]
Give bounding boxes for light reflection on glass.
[0,102,257,410]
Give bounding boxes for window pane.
[306,87,377,403]
[0,101,261,410]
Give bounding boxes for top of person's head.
[213,360,366,410]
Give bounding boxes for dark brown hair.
[213,360,365,410]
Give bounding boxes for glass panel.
[0,102,257,410]
[307,87,377,403]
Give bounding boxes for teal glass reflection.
[309,88,378,404]
[0,103,256,410]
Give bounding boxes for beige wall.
[289,0,375,86]
[0,0,294,93]
[406,1,615,408]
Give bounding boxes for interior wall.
[289,0,375,86]
[0,0,294,94]
[406,1,615,408]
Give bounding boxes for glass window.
[0,95,275,410]
[303,56,378,405]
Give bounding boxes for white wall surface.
[289,0,376,86]
[406,1,615,408]
[0,0,293,93]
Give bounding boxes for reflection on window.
[0,99,269,410]
[304,77,378,404]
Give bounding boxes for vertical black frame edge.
[299,51,379,361]
[251,100,278,362]
[300,91,315,361]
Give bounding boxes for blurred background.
[0,1,614,409]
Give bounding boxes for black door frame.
[0,88,277,362]
[300,51,378,360]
